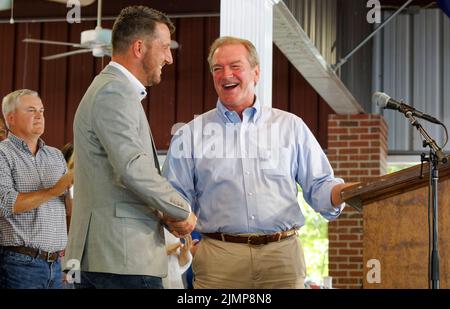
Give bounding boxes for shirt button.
[245,171,250,175]
[251,215,255,220]
[248,192,253,196]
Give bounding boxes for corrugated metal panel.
[283,0,337,65]
[413,10,442,152]
[382,11,412,152]
[274,1,362,114]
[336,0,375,113]
[373,9,450,153]
[444,13,450,135]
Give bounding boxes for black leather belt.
[203,229,298,246]
[2,246,63,262]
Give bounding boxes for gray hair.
[2,89,39,128]
[207,36,260,72]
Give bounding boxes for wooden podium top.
[341,155,450,211]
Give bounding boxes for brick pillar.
[327,114,387,289]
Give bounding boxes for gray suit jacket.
[64,64,190,277]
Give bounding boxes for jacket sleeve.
[91,81,191,220]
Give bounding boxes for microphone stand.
[405,111,446,289]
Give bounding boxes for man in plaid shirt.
[0,118,6,141]
[0,89,73,289]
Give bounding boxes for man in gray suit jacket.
[64,6,196,289]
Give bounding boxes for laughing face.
[141,22,173,86]
[211,44,260,113]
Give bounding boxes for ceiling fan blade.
[23,38,85,48]
[42,49,92,60]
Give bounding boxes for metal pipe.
[96,0,101,29]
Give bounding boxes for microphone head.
[372,92,391,108]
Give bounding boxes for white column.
[220,0,280,107]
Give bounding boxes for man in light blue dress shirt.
[163,36,354,288]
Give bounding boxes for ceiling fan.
[23,0,112,60]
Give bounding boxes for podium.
[341,156,450,288]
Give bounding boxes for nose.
[165,49,173,65]
[35,110,44,118]
[223,66,233,78]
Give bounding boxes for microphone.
[372,92,441,125]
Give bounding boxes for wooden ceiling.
[0,0,220,19]
[0,0,439,20]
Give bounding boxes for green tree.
[297,191,329,284]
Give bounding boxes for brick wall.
[327,114,387,289]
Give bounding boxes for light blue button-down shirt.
[162,99,344,234]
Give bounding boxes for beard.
[141,53,161,87]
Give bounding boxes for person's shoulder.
[42,145,65,161]
[91,66,134,95]
[171,109,219,138]
[0,140,9,157]
[0,139,13,154]
[188,109,219,126]
[102,76,134,94]
[0,139,8,150]
[266,107,305,124]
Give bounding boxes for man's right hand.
[50,170,74,197]
[164,212,197,238]
[13,170,74,214]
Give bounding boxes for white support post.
[220,0,280,107]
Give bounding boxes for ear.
[131,39,146,59]
[253,65,260,85]
[6,112,14,128]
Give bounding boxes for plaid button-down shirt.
[0,133,68,252]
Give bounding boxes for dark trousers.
[74,271,163,289]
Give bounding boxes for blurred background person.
[0,118,7,141]
[0,89,73,289]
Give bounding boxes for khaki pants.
[192,235,306,289]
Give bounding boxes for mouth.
[221,82,239,91]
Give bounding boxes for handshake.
[163,212,197,238]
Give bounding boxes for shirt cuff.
[316,178,345,221]
[0,190,19,217]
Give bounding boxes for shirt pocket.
[259,146,291,177]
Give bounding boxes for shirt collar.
[8,132,45,154]
[216,97,262,124]
[109,61,147,100]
